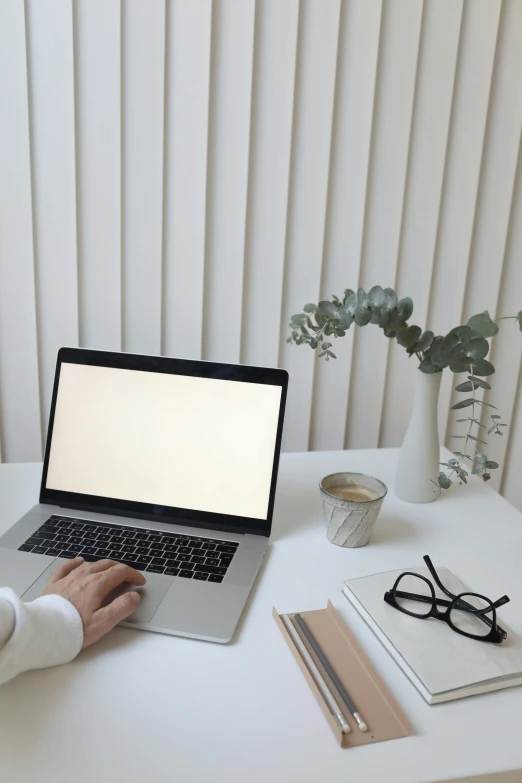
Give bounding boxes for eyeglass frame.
[383,555,509,644]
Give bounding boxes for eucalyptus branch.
[287,289,522,493]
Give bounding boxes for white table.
[1,449,521,783]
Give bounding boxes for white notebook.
[343,566,522,704]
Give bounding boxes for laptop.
[0,348,288,643]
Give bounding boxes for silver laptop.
[0,348,288,643]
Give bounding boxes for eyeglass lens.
[394,574,432,617]
[449,593,494,638]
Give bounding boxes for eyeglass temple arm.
[392,590,478,612]
[422,556,510,612]
[423,555,456,600]
[393,590,510,613]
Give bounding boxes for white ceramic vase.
[395,368,443,503]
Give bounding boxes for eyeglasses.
[384,555,509,644]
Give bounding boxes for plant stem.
[464,362,477,462]
[492,316,518,322]
[446,363,476,485]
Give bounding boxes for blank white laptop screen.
[45,363,283,520]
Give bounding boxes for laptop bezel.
[39,347,288,538]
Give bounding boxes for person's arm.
[0,587,84,686]
[0,558,146,687]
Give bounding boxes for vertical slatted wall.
[0,0,521,510]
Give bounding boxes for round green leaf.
[354,306,372,326]
[388,312,402,331]
[379,308,391,330]
[467,311,499,338]
[449,325,470,337]
[465,337,489,360]
[397,324,422,348]
[469,358,495,376]
[291,313,308,326]
[344,293,358,315]
[438,473,452,489]
[419,358,440,374]
[467,375,491,390]
[368,286,385,308]
[449,325,484,343]
[397,297,413,321]
[485,460,499,469]
[318,301,338,317]
[517,311,522,332]
[449,357,471,373]
[440,333,460,361]
[370,307,382,324]
[338,309,354,329]
[414,330,434,353]
[303,303,317,313]
[450,343,468,360]
[429,336,447,367]
[357,288,368,309]
[383,288,398,309]
[459,327,482,344]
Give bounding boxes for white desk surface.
[0,449,521,783]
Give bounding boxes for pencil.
[294,613,368,732]
[281,614,350,734]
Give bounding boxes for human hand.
[41,558,146,649]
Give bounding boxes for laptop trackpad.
[0,548,57,597]
[105,572,174,624]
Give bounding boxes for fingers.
[82,560,146,589]
[85,562,146,607]
[82,558,121,575]
[99,563,146,595]
[89,591,141,643]
[49,557,84,583]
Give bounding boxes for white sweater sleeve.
[0,587,84,686]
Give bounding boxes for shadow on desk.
[271,476,419,547]
[233,545,273,642]
[370,513,419,546]
[271,479,322,541]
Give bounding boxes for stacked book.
[343,566,522,704]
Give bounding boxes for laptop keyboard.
[18,515,239,583]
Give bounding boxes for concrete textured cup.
[320,472,388,548]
